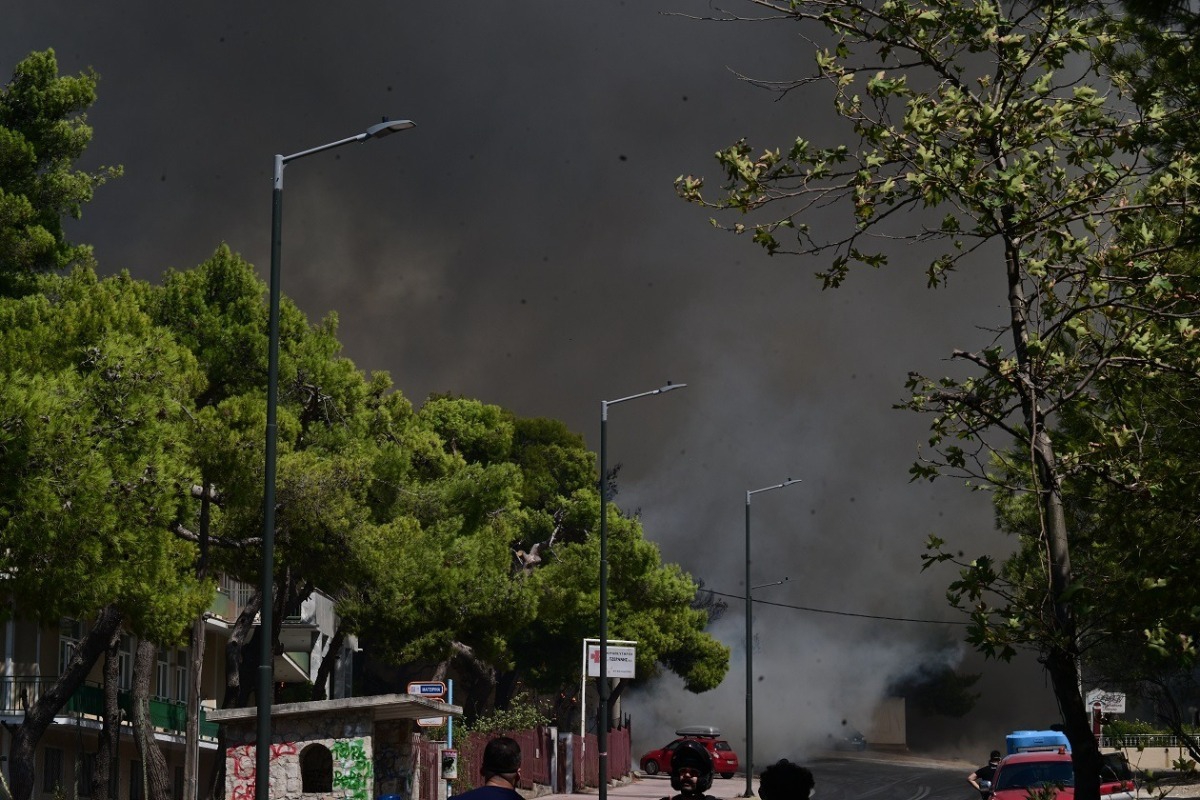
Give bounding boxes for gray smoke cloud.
[6,1,1058,762]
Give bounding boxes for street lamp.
[257,118,415,800]
[743,478,801,798]
[598,381,686,800]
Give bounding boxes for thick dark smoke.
[5,2,1057,761]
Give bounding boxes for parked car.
[829,728,867,751]
[639,726,740,779]
[989,749,1136,800]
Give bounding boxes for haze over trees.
[677,1,1200,797]
[0,48,729,800]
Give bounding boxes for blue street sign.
[407,681,447,697]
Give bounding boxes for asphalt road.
[538,755,975,800]
[802,755,972,800]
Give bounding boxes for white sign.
[1086,689,1126,714]
[409,680,447,726]
[586,644,636,679]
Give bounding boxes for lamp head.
[367,119,417,138]
[657,381,687,394]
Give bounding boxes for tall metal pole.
[257,156,284,800]
[597,382,686,800]
[743,493,753,799]
[743,479,800,798]
[256,119,415,800]
[598,402,610,799]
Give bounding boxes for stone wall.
[224,712,385,800]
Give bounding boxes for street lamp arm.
[746,477,801,504]
[602,382,687,418]
[277,119,417,182]
[752,576,789,591]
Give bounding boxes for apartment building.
[0,576,354,800]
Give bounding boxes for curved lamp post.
[598,381,686,800]
[744,478,800,798]
[258,118,416,800]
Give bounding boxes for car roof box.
[676,725,721,738]
[1006,730,1071,754]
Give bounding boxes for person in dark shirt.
[457,736,523,800]
[968,750,1002,799]
[758,759,815,800]
[661,740,718,800]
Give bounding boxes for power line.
[706,590,968,626]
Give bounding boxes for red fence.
[457,727,555,791]
[562,720,631,791]
[414,734,443,800]
[447,722,631,796]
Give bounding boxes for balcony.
[0,677,219,739]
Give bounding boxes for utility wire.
[706,590,968,625]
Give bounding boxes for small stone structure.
[209,694,460,800]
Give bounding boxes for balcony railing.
[0,677,218,739]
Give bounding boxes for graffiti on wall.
[334,738,374,800]
[373,744,413,798]
[227,742,298,800]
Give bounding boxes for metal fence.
[0,677,219,738]
[1101,734,1194,749]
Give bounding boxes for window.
[173,766,184,800]
[129,761,143,800]
[78,752,96,798]
[300,744,333,793]
[58,619,82,674]
[155,650,170,701]
[43,747,63,793]
[175,650,188,703]
[118,636,133,691]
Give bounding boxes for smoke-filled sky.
[7,2,1058,759]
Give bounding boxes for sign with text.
[586,644,636,679]
[1086,689,1126,714]
[409,681,447,726]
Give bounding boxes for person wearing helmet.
[661,739,718,800]
[968,750,1003,799]
[758,758,815,800]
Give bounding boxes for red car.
[639,726,740,779]
[989,750,1136,800]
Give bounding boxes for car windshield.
[995,761,1074,790]
[1101,755,1133,782]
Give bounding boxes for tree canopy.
[676,1,1200,797]
[0,49,120,297]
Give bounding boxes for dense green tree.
[0,50,120,296]
[0,267,211,800]
[676,1,1200,796]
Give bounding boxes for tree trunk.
[607,679,626,731]
[1002,216,1099,800]
[9,605,122,800]
[131,639,172,800]
[1035,432,1102,800]
[310,626,345,702]
[94,622,124,800]
[208,590,263,800]
[221,591,263,710]
[184,484,211,800]
[494,671,518,711]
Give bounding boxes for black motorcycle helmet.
[670,740,714,793]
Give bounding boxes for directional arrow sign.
[407,682,447,697]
